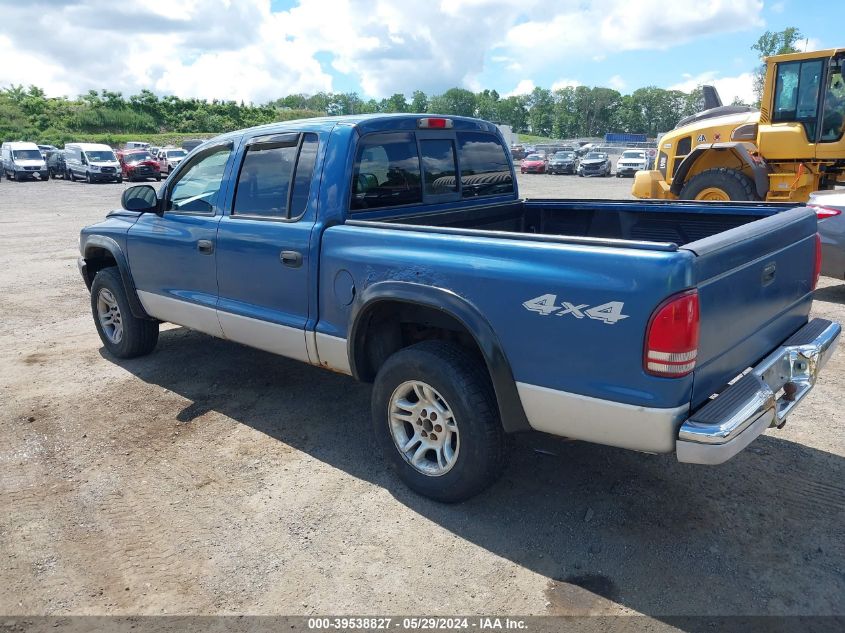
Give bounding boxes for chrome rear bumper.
[676,318,840,465]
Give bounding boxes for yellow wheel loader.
[632,48,845,203]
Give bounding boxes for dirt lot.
[1,173,843,622]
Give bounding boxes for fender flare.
[83,235,152,320]
[348,281,531,434]
[670,141,769,199]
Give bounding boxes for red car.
[117,150,161,182]
[520,153,547,174]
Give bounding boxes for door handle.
[280,250,303,267]
[197,240,214,254]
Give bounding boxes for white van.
[1,141,48,181]
[124,141,150,150]
[65,143,122,183]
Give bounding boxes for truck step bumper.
[677,318,840,465]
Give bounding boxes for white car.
[156,148,188,174]
[615,149,649,178]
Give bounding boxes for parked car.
[125,141,150,150]
[510,145,526,161]
[578,152,612,177]
[520,153,547,174]
[616,149,649,177]
[46,149,68,179]
[807,189,845,280]
[181,139,204,152]
[37,144,58,159]
[77,114,839,502]
[117,150,161,182]
[156,147,188,174]
[65,143,122,183]
[1,141,49,181]
[547,150,577,175]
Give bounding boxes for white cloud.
[504,79,536,97]
[0,0,768,101]
[770,1,786,13]
[551,78,582,91]
[669,71,756,105]
[607,75,626,90]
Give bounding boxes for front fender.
[83,235,151,320]
[349,280,531,433]
[670,141,770,199]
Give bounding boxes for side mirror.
[121,184,159,214]
[81,157,88,165]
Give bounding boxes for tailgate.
[684,207,817,409]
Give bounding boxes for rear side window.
[456,132,514,198]
[233,133,319,219]
[351,133,422,210]
[420,139,458,195]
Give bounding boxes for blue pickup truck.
[78,114,840,502]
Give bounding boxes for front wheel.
[86,171,92,184]
[90,267,159,359]
[679,167,757,201]
[155,173,162,181]
[372,341,508,503]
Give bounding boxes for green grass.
[516,133,558,144]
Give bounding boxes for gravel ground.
[0,173,843,621]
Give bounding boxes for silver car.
[156,148,188,174]
[808,189,845,279]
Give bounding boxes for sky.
[0,0,836,105]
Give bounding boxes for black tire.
[155,173,162,181]
[90,267,159,359]
[69,169,76,181]
[371,341,508,503]
[679,167,757,201]
[116,176,123,183]
[86,171,92,184]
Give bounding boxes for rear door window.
[233,133,319,220]
[351,133,422,210]
[456,132,514,198]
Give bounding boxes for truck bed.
[367,198,798,248]
[340,198,817,415]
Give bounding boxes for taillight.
[645,289,700,378]
[809,205,842,220]
[417,117,453,129]
[813,233,822,290]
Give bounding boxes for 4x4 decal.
[522,294,629,325]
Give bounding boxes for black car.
[578,152,612,177]
[547,151,577,175]
[46,149,68,179]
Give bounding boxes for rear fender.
[349,281,531,433]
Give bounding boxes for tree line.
[0,83,714,146]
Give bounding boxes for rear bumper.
[676,318,840,464]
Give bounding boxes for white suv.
[615,149,649,178]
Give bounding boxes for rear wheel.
[679,168,757,201]
[371,341,508,503]
[90,267,159,359]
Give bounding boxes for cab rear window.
[350,130,512,210]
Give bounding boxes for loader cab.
[758,49,845,161]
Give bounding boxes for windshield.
[86,150,116,162]
[554,152,574,159]
[13,149,43,161]
[124,152,152,163]
[585,153,606,160]
[524,154,542,161]
[166,150,187,158]
[622,151,645,159]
